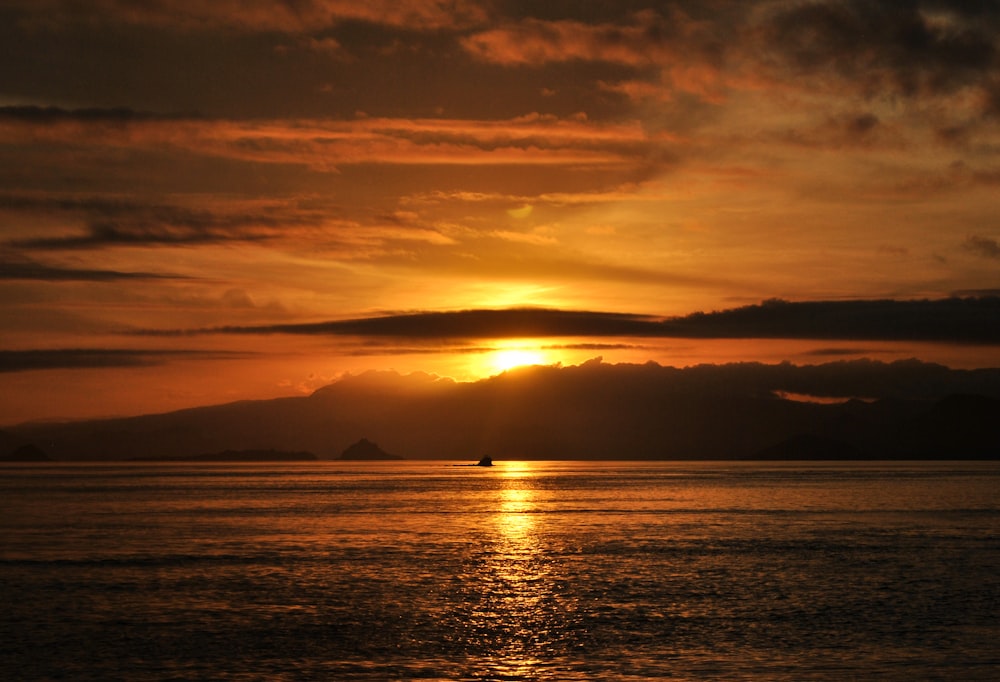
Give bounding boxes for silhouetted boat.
[476,456,493,467]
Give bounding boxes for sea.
[1,460,998,681]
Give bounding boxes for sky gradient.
[2,0,1000,423]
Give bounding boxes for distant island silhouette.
[0,443,52,462]
[338,438,403,461]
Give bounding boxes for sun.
[489,346,548,374]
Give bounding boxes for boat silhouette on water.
[476,456,493,467]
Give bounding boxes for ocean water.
[1,461,998,681]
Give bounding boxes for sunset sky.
[3,0,1000,424]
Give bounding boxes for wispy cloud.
[0,105,170,123]
[0,191,327,250]
[759,2,999,97]
[965,235,1000,259]
[0,348,247,373]
[5,0,489,32]
[756,0,1000,124]
[461,13,683,67]
[460,9,730,102]
[1,197,462,257]
[403,182,675,208]
[0,255,188,280]
[0,107,652,171]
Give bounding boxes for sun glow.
[488,344,550,374]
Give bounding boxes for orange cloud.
[0,109,656,170]
[403,183,674,210]
[461,14,676,67]
[460,11,736,104]
[490,230,557,246]
[0,189,465,255]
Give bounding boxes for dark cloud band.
[166,297,1000,344]
[0,258,186,281]
[0,349,247,373]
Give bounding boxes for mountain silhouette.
[897,394,1000,458]
[338,438,402,460]
[6,359,1000,461]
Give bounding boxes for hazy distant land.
[127,449,318,463]
[3,359,1000,462]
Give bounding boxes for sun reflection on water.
[498,486,535,538]
[460,462,581,678]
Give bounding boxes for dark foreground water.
[1,461,998,680]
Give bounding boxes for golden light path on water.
[468,462,573,678]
